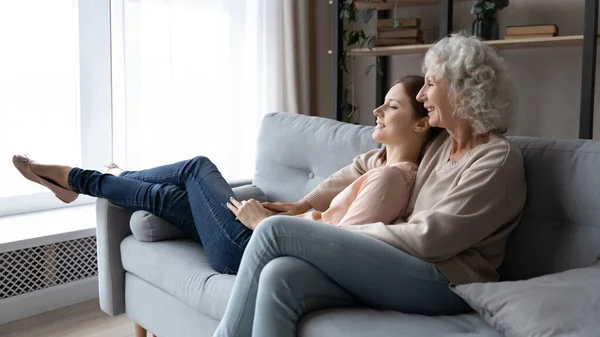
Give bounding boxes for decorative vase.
[472,11,499,40]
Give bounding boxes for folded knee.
[254,215,307,235]
[184,156,217,177]
[258,257,299,288]
[190,156,214,168]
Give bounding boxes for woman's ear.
[414,117,431,133]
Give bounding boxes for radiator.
[0,236,98,300]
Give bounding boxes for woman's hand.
[261,199,312,216]
[227,197,277,230]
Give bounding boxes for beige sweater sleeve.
[303,149,382,212]
[339,167,526,262]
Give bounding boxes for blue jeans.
[68,156,252,274]
[213,216,471,337]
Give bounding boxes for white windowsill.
[0,204,97,253]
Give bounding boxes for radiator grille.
[0,236,98,300]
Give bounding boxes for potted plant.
[471,0,509,40]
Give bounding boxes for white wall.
[317,0,600,140]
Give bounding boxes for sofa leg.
[134,323,147,337]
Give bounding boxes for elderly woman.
[213,33,526,337]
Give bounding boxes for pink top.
[297,162,418,227]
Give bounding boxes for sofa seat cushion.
[298,308,501,337]
[120,235,235,320]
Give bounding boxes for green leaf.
[363,8,375,23]
[365,64,377,76]
[393,20,400,28]
[367,36,377,50]
[342,109,356,123]
[339,52,349,74]
[347,31,360,47]
[348,8,356,23]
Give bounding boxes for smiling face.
[416,67,454,130]
[372,82,429,147]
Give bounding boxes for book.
[377,18,421,30]
[506,25,558,36]
[504,33,556,40]
[378,29,422,39]
[376,38,424,46]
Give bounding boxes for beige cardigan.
[303,131,527,285]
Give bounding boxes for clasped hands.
[226,197,309,230]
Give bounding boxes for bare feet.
[104,163,124,176]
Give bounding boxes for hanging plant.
[338,0,392,123]
[471,0,509,15]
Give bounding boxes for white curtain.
[264,0,311,116]
[111,0,309,180]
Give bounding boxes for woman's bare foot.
[104,163,123,176]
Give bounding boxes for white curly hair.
[423,33,513,134]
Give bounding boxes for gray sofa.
[96,112,600,337]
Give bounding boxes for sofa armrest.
[232,184,268,202]
[96,198,134,316]
[227,179,253,188]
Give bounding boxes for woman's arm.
[339,166,526,262]
[261,199,312,216]
[334,166,414,227]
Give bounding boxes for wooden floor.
[0,300,136,337]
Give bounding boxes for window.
[111,0,269,180]
[1,0,276,217]
[0,0,110,216]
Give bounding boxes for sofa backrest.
[500,136,600,280]
[253,112,379,203]
[253,113,600,280]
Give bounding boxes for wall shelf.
[348,35,590,56]
[355,0,469,10]
[332,0,599,139]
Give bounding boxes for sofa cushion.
[451,264,600,337]
[130,184,267,242]
[298,309,500,337]
[120,235,234,320]
[253,112,379,203]
[130,210,185,242]
[501,137,600,280]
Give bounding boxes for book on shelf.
[376,37,424,47]
[378,28,422,39]
[506,24,558,36]
[377,18,421,30]
[504,33,557,40]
